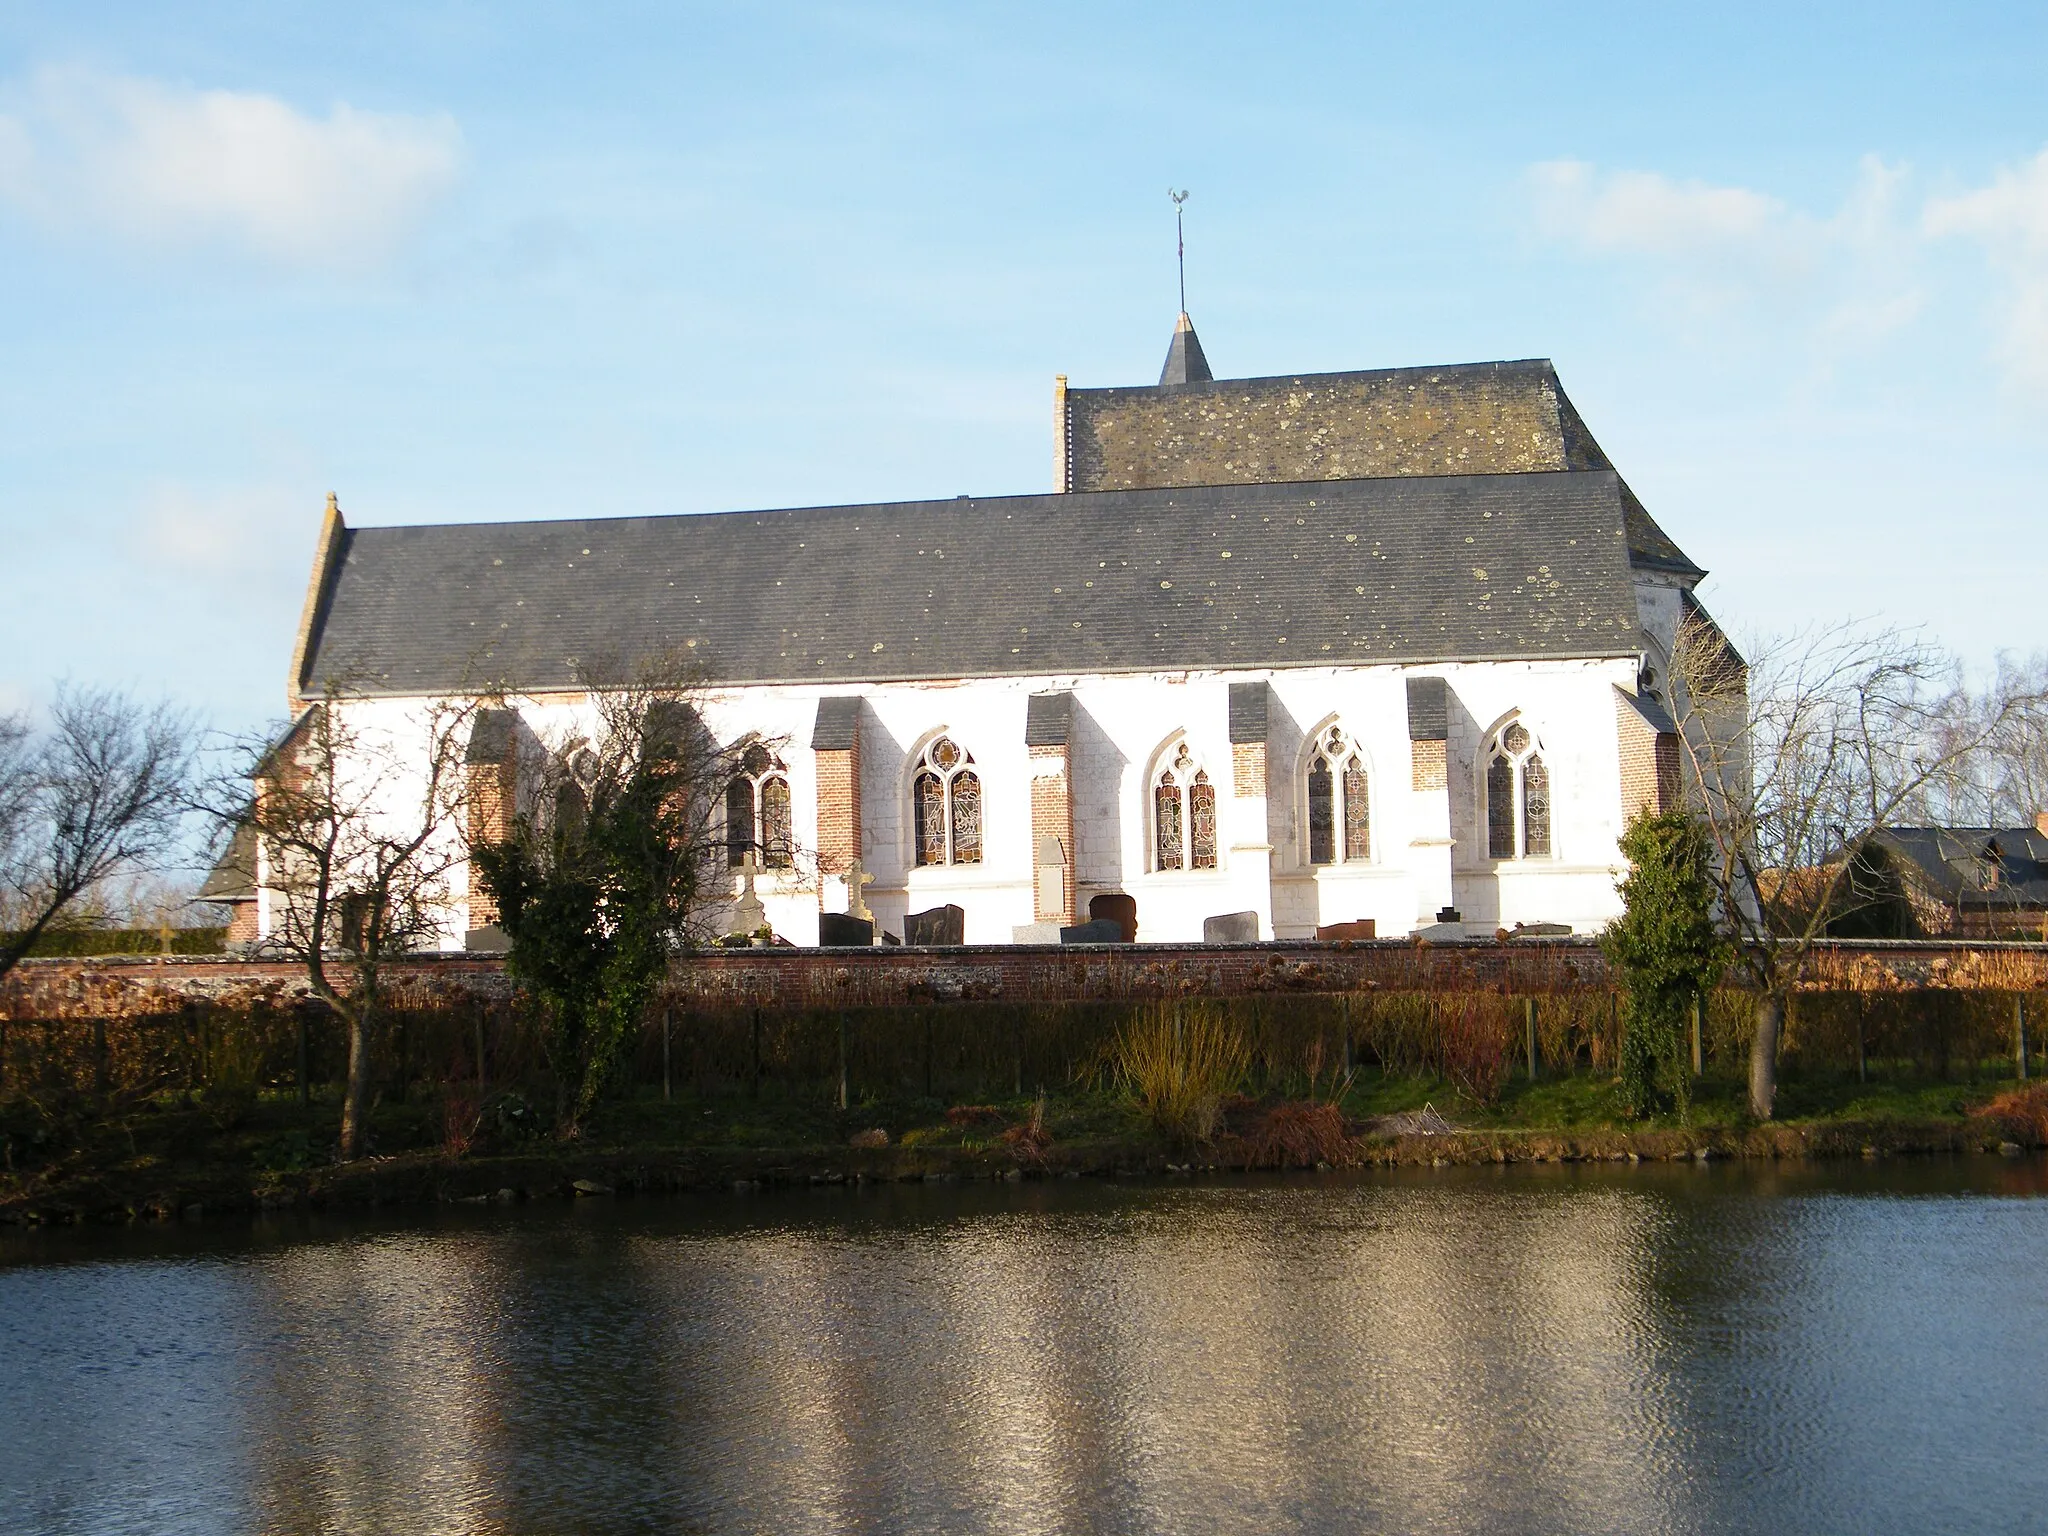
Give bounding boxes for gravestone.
[904,904,966,947]
[845,858,876,923]
[729,853,767,936]
[1011,922,1062,944]
[1315,919,1377,941]
[818,912,875,947]
[1060,918,1125,944]
[1088,892,1138,943]
[1202,911,1260,943]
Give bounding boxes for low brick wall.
[5,938,2048,1022]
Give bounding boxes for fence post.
[475,1004,487,1095]
[750,1008,762,1100]
[93,1018,108,1097]
[296,1008,309,1108]
[924,1011,934,1100]
[1525,997,1538,1082]
[1855,993,1867,1085]
[838,1010,850,1111]
[662,1008,672,1102]
[1691,992,1704,1078]
[1341,994,1353,1078]
[2018,996,2029,1082]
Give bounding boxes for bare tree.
[1669,616,2037,1117]
[219,688,480,1160]
[0,687,198,981]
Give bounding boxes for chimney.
[2034,810,2048,837]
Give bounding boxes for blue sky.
[3,2,2046,738]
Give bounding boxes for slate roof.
[810,696,860,750]
[1159,313,1214,386]
[1063,356,1703,579]
[300,469,1655,697]
[197,822,258,903]
[1868,827,2048,909]
[1227,681,1269,744]
[1024,691,1074,747]
[1406,677,1449,741]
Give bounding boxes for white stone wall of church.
[1439,657,1638,934]
[277,654,1645,950]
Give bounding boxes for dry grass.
[1113,1001,1251,1145]
[999,1092,1053,1165]
[1973,1083,2048,1143]
[1238,1100,1356,1168]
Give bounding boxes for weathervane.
[1169,188,1190,315]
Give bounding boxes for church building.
[243,313,1719,948]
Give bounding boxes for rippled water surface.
[5,1161,2048,1535]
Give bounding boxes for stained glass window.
[912,737,981,866]
[1522,754,1550,857]
[1190,772,1217,869]
[914,771,945,866]
[1343,758,1370,862]
[1155,771,1183,871]
[1307,759,1335,865]
[951,771,983,864]
[725,777,754,867]
[761,776,792,868]
[1487,755,1516,859]
[1487,720,1551,860]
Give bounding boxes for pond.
[4,1160,2046,1535]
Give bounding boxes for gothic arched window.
[1153,741,1218,872]
[1304,725,1370,866]
[726,743,792,868]
[1485,720,1551,860]
[912,736,981,866]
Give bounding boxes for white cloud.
[1529,159,1799,262]
[0,66,460,268]
[1925,149,2048,389]
[138,481,317,580]
[1526,156,1924,356]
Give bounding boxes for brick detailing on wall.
[815,742,862,875]
[1053,374,1070,491]
[1411,739,1448,792]
[1615,687,1681,822]
[1233,742,1267,798]
[1029,744,1076,922]
[463,758,517,927]
[225,903,260,946]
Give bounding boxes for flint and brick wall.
[14,940,2048,1023]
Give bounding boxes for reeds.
[1111,1000,1250,1145]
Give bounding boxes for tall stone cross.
[731,851,768,935]
[845,857,875,923]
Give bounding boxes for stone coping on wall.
[5,938,2048,1020]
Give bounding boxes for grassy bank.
[6,1068,2045,1226]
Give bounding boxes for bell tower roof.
[1158,311,1214,386]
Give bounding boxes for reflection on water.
[5,1161,2048,1536]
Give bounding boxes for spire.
[1158,190,1212,385]
[1159,310,1213,386]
